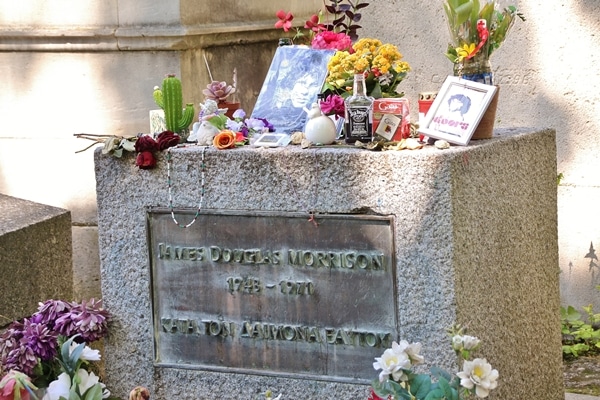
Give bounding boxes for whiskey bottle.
[344,73,374,144]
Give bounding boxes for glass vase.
[453,53,493,85]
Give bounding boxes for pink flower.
[311,31,353,52]
[320,94,345,118]
[275,10,294,32]
[304,14,325,33]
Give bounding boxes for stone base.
[0,194,73,323]
[95,127,563,399]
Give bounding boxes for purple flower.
[226,120,243,132]
[35,299,72,330]
[232,109,246,120]
[4,341,38,376]
[54,299,110,343]
[23,319,58,361]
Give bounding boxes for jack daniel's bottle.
[344,73,374,144]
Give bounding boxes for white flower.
[77,369,100,395]
[457,358,499,398]
[69,342,101,361]
[462,335,481,350]
[42,373,71,400]
[394,340,424,366]
[452,334,481,352]
[373,344,412,382]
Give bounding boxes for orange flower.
[213,130,236,150]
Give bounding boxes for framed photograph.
[418,76,498,145]
[251,46,336,134]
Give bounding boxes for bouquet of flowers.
[370,326,499,400]
[0,299,114,400]
[443,0,524,83]
[323,38,410,99]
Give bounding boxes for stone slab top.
[0,194,70,235]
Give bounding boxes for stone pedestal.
[95,127,563,399]
[0,194,73,322]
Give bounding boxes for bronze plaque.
[147,209,397,382]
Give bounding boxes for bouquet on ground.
[0,299,115,400]
[370,326,499,399]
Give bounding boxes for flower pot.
[471,85,499,140]
[454,55,493,85]
[218,101,240,119]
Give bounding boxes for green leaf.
[82,383,104,400]
[424,388,446,400]
[410,374,432,398]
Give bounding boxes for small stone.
[435,140,450,149]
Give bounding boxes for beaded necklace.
[166,146,207,228]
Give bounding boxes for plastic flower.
[54,299,110,342]
[213,130,237,149]
[0,370,37,400]
[69,342,101,362]
[275,10,293,32]
[457,358,499,398]
[394,340,424,366]
[304,14,325,33]
[22,319,57,362]
[42,373,70,400]
[373,343,412,382]
[455,43,477,62]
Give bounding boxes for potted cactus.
[202,69,240,118]
[153,74,195,142]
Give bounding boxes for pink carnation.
[311,31,353,52]
[320,94,345,118]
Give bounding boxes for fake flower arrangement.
[369,326,499,400]
[443,0,524,83]
[0,299,113,400]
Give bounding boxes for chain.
[166,146,207,228]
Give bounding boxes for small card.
[252,133,292,147]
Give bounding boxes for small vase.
[217,101,240,119]
[454,54,493,85]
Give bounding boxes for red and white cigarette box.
[373,98,410,141]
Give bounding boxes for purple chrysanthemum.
[22,318,58,361]
[4,339,38,376]
[34,299,72,330]
[0,321,24,366]
[54,299,110,343]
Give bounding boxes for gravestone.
[95,127,563,399]
[0,194,73,323]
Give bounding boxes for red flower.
[134,135,158,152]
[304,14,325,33]
[367,388,391,400]
[156,130,180,150]
[311,31,353,52]
[135,151,156,169]
[275,10,294,32]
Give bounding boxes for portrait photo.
[251,46,335,134]
[418,76,498,145]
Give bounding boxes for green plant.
[561,304,600,358]
[153,74,195,134]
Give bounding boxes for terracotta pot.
[218,101,240,119]
[471,85,499,140]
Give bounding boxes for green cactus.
[154,74,195,134]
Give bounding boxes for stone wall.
[0,194,73,323]
[95,128,562,399]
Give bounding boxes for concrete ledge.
[95,127,563,399]
[0,194,73,323]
